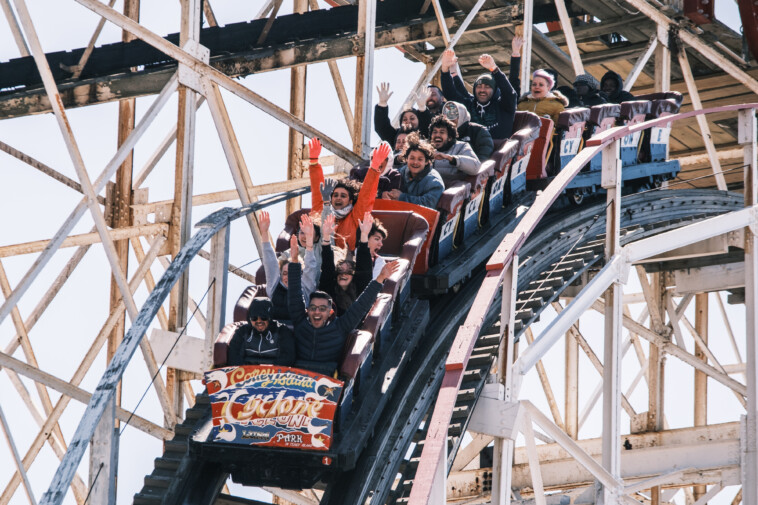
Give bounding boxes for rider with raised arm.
[288,234,400,376]
[308,138,391,249]
[374,82,432,143]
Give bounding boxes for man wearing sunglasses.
[287,234,399,376]
[226,297,295,367]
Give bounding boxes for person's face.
[531,77,549,98]
[427,88,444,110]
[250,315,269,333]
[430,126,449,150]
[280,263,289,288]
[394,133,408,152]
[575,83,589,97]
[368,232,383,258]
[307,297,332,328]
[475,82,494,103]
[602,79,617,95]
[401,112,419,129]
[406,149,428,175]
[331,186,351,210]
[297,228,307,247]
[336,264,354,290]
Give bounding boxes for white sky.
[0,1,749,504]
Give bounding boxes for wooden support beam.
[70,0,118,79]
[0,223,168,258]
[624,34,657,92]
[693,293,708,502]
[256,0,283,45]
[0,140,106,204]
[286,0,308,215]
[0,403,36,505]
[525,327,565,430]
[553,0,582,77]
[0,0,29,56]
[677,46,728,191]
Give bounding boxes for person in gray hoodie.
[428,115,481,182]
[442,101,494,160]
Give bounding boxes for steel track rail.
[132,189,743,505]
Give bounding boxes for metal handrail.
[408,102,758,504]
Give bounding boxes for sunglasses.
[250,316,269,322]
[308,305,330,312]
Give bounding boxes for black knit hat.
[573,73,600,90]
[248,297,273,322]
[474,73,496,89]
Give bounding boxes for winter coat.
[309,161,381,250]
[288,262,383,376]
[576,89,607,108]
[517,91,570,123]
[374,104,432,143]
[398,165,445,209]
[446,101,494,160]
[600,71,635,104]
[432,140,482,181]
[319,241,374,316]
[441,67,518,140]
[226,320,295,366]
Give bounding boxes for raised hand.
[376,82,393,107]
[358,211,374,242]
[299,214,315,249]
[258,210,270,234]
[479,54,497,72]
[308,137,322,161]
[321,214,336,242]
[511,35,524,57]
[441,48,457,72]
[376,260,400,283]
[415,87,431,111]
[370,142,392,171]
[320,178,338,203]
[289,234,299,263]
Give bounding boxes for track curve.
[133,189,743,505]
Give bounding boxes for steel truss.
[0,0,758,504]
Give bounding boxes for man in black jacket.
[440,49,518,141]
[226,297,295,366]
[287,235,399,376]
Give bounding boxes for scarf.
[333,203,353,220]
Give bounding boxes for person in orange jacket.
[308,138,391,250]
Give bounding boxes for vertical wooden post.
[601,139,622,505]
[693,292,708,502]
[168,0,201,423]
[353,0,376,157]
[565,327,579,439]
[205,226,229,370]
[286,0,307,215]
[648,271,665,505]
[492,260,518,505]
[654,23,670,92]
[740,108,758,505]
[521,0,534,86]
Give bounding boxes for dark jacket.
[288,263,383,376]
[441,67,518,140]
[319,242,374,316]
[350,162,402,197]
[600,71,635,104]
[458,121,494,160]
[374,104,432,144]
[227,320,295,367]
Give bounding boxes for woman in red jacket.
[308,138,391,249]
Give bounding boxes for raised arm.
[353,142,391,219]
[286,235,307,326]
[355,212,375,292]
[308,138,326,213]
[479,54,517,114]
[336,261,399,333]
[258,211,281,298]
[374,83,398,143]
[440,49,471,104]
[318,214,337,292]
[509,35,523,97]
[299,214,319,298]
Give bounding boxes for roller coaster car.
[191,210,430,489]
[563,96,682,203]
